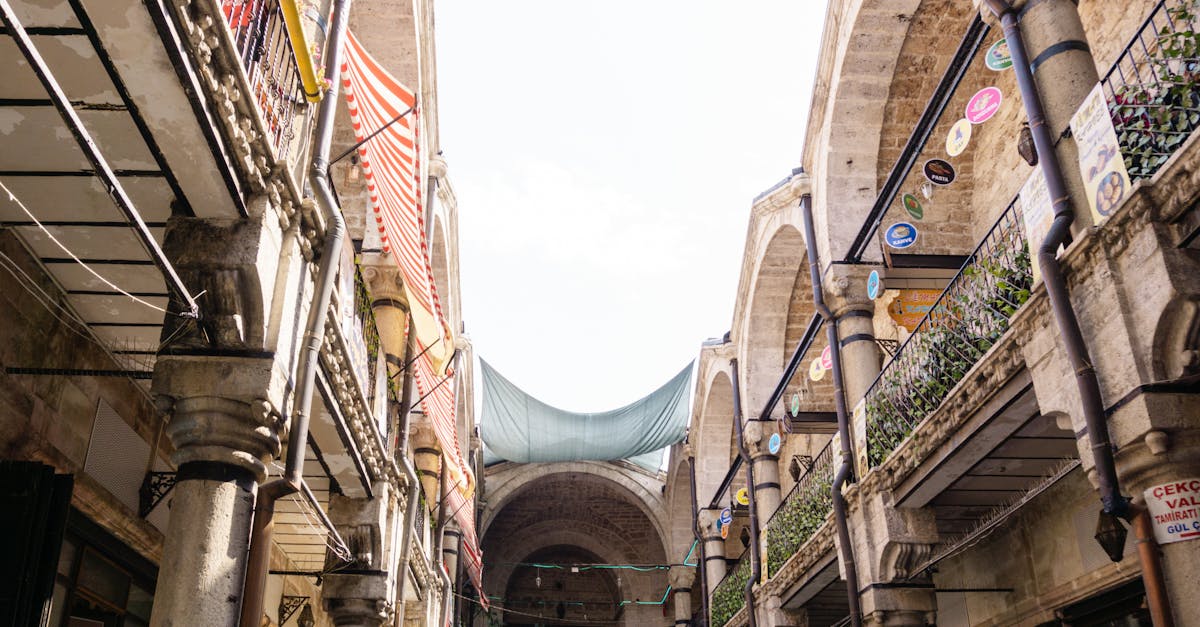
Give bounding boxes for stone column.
[149,393,283,626]
[698,508,727,599]
[323,481,395,627]
[825,266,882,409]
[1005,0,1099,231]
[746,420,783,521]
[411,423,442,510]
[670,566,694,626]
[844,489,938,627]
[442,519,462,592]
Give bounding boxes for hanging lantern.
[1094,510,1128,563]
[1018,121,1038,166]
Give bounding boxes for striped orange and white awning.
[342,30,485,606]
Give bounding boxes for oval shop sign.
[923,158,956,186]
[885,222,919,249]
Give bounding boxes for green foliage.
[765,473,833,575]
[1109,0,1200,179]
[711,557,751,627]
[864,228,1032,469]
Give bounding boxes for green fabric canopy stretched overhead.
[479,359,693,470]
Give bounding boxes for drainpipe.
[239,0,352,623]
[800,194,863,627]
[979,3,1173,623]
[729,359,759,627]
[393,452,421,626]
[438,561,454,627]
[688,454,711,626]
[981,0,1130,522]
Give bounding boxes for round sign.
[885,222,919,249]
[985,39,1013,71]
[966,86,1003,124]
[923,159,956,186]
[768,432,781,455]
[946,118,972,157]
[901,193,924,220]
[720,507,733,525]
[789,392,801,416]
[720,522,730,539]
[809,358,825,381]
[867,270,882,300]
[735,488,750,506]
[821,345,833,370]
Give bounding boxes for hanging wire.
[1,179,172,314]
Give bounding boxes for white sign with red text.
[1145,479,1200,544]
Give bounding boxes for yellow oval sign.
[736,488,750,506]
[809,357,826,381]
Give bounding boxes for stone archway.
[692,367,734,505]
[480,467,671,626]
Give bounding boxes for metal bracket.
[876,338,900,358]
[138,471,177,517]
[279,595,310,624]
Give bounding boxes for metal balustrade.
[711,547,751,627]
[765,441,834,575]
[862,200,1032,469]
[220,0,310,160]
[1103,0,1200,180]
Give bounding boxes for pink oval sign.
[966,86,1003,124]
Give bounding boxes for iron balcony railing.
[765,440,834,575]
[220,0,309,160]
[711,547,751,627]
[863,199,1032,469]
[353,268,382,399]
[1103,0,1200,180]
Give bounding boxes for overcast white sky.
[436,2,828,412]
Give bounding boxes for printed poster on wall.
[1019,166,1054,284]
[1071,82,1132,226]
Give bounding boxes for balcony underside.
[0,0,243,380]
[780,553,849,627]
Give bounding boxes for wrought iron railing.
[765,441,834,575]
[862,199,1032,469]
[1103,0,1200,180]
[711,548,751,627]
[220,0,309,160]
[354,268,382,397]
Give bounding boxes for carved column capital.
[164,396,282,482]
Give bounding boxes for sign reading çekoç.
[1145,479,1200,545]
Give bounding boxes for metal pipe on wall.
[688,454,711,626]
[729,359,759,627]
[239,0,353,622]
[801,194,863,627]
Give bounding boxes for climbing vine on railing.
[1105,0,1200,179]
[863,201,1032,468]
[765,443,834,575]
[711,552,750,627]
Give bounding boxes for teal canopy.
[479,359,693,470]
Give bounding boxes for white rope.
[1,178,169,313]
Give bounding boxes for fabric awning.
[341,31,484,603]
[480,360,692,466]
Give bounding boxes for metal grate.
[765,440,834,574]
[84,399,150,514]
[220,0,310,160]
[1102,0,1200,180]
[862,199,1032,469]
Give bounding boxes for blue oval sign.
[768,433,781,455]
[885,222,918,249]
[720,507,733,525]
[867,270,881,300]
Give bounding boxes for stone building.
[678,0,1200,626]
[0,0,476,625]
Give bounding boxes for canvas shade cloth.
[341,31,484,603]
[480,360,692,466]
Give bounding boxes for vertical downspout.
[239,0,352,624]
[394,315,421,625]
[688,455,711,626]
[983,4,1169,623]
[980,0,1130,522]
[801,194,863,627]
[729,359,759,627]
